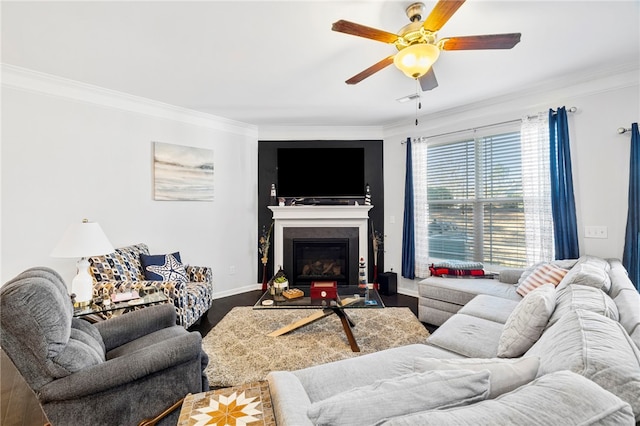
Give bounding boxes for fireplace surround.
[268,206,373,286]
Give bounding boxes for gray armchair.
[0,267,209,426]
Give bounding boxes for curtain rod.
[402,106,577,143]
[618,127,632,134]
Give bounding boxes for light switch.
[584,226,608,239]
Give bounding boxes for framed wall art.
[153,141,214,201]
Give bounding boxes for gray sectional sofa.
[267,256,640,425]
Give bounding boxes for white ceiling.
[2,1,639,127]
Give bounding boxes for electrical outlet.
[229,265,236,275]
[584,226,608,239]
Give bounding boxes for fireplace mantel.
[268,206,373,276]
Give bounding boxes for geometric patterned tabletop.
[177,381,276,426]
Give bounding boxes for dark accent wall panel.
[258,140,384,283]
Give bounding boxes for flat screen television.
[277,147,365,198]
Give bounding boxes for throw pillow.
[516,263,568,297]
[556,261,611,293]
[498,283,556,358]
[413,356,540,398]
[139,252,188,282]
[307,369,490,426]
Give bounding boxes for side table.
[73,292,169,322]
[177,381,276,426]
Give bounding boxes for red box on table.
[310,281,337,300]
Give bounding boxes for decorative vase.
[373,264,378,289]
[261,263,268,291]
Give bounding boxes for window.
[426,130,527,267]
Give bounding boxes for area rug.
[203,307,430,387]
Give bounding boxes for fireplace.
[292,239,349,286]
[269,205,373,287]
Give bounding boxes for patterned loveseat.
[88,243,213,328]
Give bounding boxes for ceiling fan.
[332,0,521,91]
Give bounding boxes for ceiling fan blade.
[419,68,439,91]
[441,33,522,50]
[423,0,466,32]
[345,55,395,85]
[332,20,398,44]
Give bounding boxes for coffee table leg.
[266,309,333,337]
[331,307,360,352]
[267,307,361,352]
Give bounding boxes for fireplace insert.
[292,239,349,286]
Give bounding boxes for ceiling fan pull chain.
[415,79,421,126]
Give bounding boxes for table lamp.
[51,219,114,306]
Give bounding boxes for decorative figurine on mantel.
[364,183,372,205]
[270,183,277,206]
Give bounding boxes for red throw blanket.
[429,265,485,277]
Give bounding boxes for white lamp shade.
[393,43,440,79]
[51,220,114,258]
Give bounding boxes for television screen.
[277,147,365,198]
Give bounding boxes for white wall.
[1,67,259,298]
[383,67,639,296]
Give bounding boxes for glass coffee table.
[254,285,384,352]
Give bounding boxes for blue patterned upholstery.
[89,243,213,328]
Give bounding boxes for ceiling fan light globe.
[393,43,440,79]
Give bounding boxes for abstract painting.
[153,142,214,201]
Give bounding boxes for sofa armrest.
[95,304,176,351]
[498,268,525,284]
[186,265,212,284]
[38,331,202,402]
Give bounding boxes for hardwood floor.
[1,289,430,426]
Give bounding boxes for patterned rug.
[203,306,430,387]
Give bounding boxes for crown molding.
[1,64,258,138]
[258,125,384,141]
[384,61,640,135]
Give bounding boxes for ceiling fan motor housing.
[395,21,437,50]
[406,2,425,22]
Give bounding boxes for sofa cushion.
[427,314,503,358]
[140,252,188,282]
[413,356,539,398]
[557,255,612,292]
[525,309,640,420]
[307,369,490,426]
[457,295,520,324]
[547,284,619,329]
[89,243,149,282]
[516,263,568,296]
[498,284,556,358]
[292,344,462,403]
[419,276,520,306]
[380,371,635,426]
